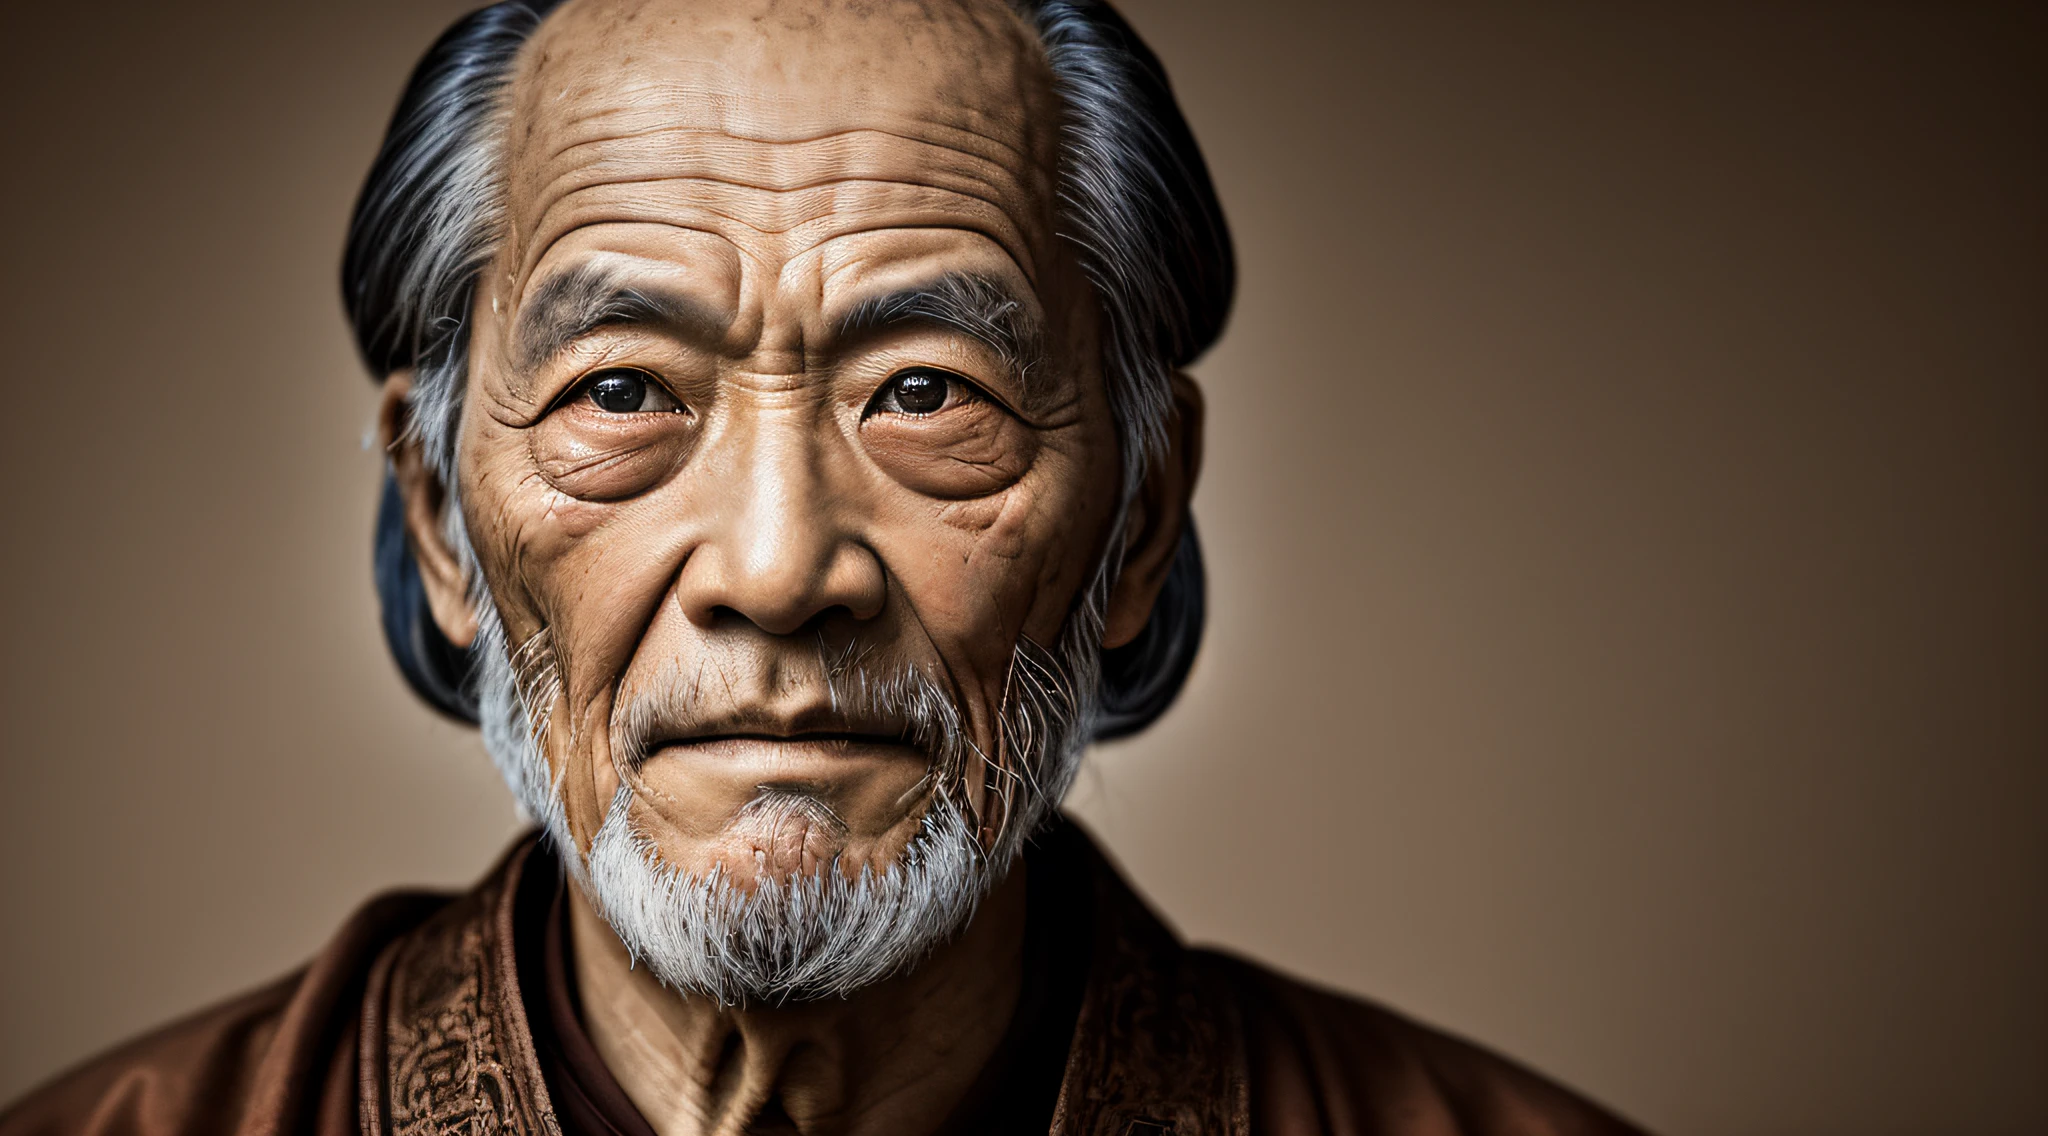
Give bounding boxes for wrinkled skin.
[384,0,1200,1131]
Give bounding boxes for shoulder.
[1193,951,1651,1136]
[0,890,448,1136]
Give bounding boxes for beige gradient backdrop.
[1,3,2042,1132]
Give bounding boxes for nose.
[670,406,887,635]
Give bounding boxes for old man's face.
[394,0,1157,940]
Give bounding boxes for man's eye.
[583,368,681,414]
[869,367,968,417]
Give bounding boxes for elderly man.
[4,2,1643,1134]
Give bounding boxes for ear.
[1103,371,1205,649]
[379,373,478,650]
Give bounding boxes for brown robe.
[1,824,1646,1136]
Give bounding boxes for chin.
[579,782,992,1005]
[677,784,940,890]
[614,737,949,887]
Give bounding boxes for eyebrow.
[514,265,1052,392]
[835,271,1050,389]
[514,263,727,372]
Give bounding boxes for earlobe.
[379,373,479,650]
[1102,372,1206,649]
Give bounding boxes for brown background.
[1,2,2042,1132]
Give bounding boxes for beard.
[468,566,1109,1006]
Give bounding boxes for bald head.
[518,0,1058,145]
[495,0,1066,288]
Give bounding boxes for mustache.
[506,617,1095,853]
[604,647,979,784]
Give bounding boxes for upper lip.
[660,730,912,746]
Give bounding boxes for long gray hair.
[342,0,1234,741]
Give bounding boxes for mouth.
[627,728,938,853]
[642,730,929,781]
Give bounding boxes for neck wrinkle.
[565,862,1029,1136]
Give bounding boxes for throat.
[549,859,1034,1136]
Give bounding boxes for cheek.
[534,517,690,707]
[994,437,1122,643]
[888,475,1104,670]
[548,686,626,849]
[508,519,687,844]
[466,439,690,716]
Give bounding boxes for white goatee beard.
[466,567,1108,1006]
[582,783,988,1006]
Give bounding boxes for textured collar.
[1044,822,1250,1136]
[358,824,1249,1136]
[359,836,562,1136]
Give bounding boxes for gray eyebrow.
[514,263,726,371]
[835,271,1050,389]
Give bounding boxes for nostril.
[771,604,872,639]
[693,603,857,639]
[671,539,888,632]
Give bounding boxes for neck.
[567,863,1027,1136]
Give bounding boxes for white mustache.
[606,649,979,795]
[507,608,1098,859]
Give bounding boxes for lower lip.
[629,738,935,837]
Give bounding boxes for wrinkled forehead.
[497,0,1066,284]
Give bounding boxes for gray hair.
[345,0,1232,738]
